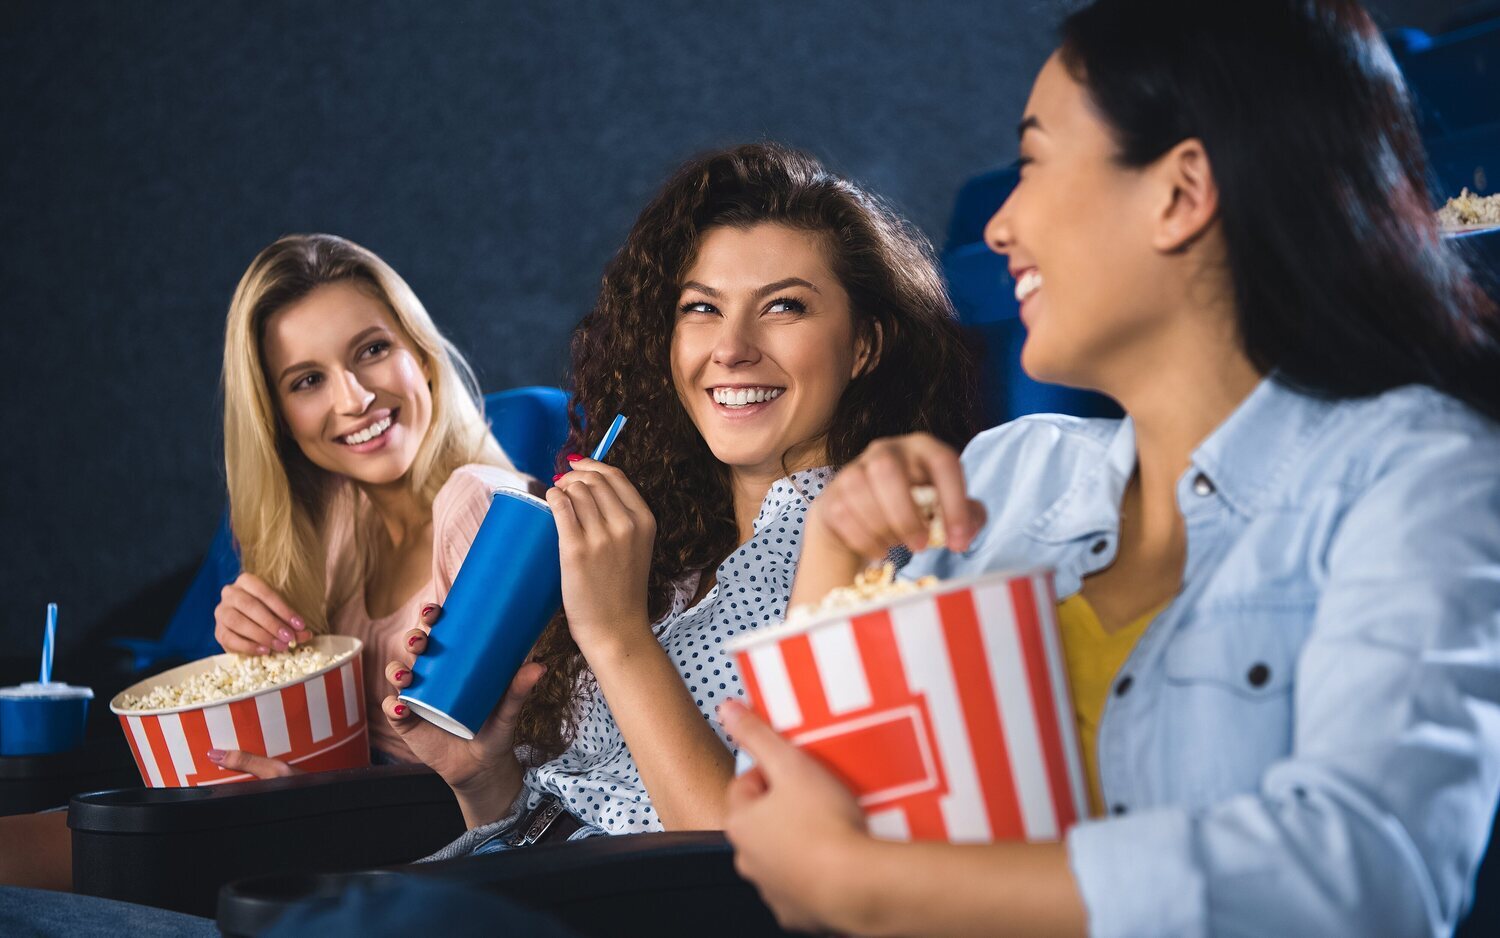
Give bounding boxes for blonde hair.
[222,234,512,633]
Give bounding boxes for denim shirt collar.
[1189,375,1338,518]
[1026,375,1336,544]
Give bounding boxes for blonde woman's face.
[670,223,870,479]
[261,281,433,487]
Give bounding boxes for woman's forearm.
[829,836,1089,938]
[586,624,735,830]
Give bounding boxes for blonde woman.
[0,234,528,891]
[211,233,528,774]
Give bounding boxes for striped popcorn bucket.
[109,636,369,787]
[728,569,1085,843]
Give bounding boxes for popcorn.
[786,562,941,625]
[911,485,946,549]
[1438,188,1500,228]
[117,644,347,711]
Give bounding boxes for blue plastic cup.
[0,682,93,756]
[399,488,563,738]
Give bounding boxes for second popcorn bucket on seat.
[728,568,1087,843]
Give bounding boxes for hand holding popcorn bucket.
[110,635,369,787]
[727,568,1086,843]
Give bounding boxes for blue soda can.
[399,488,562,738]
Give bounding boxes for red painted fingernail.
[566,453,583,462]
[394,670,407,681]
[256,645,270,655]
[552,473,565,482]
[289,616,305,631]
[420,603,438,618]
[394,704,407,716]
[207,749,226,763]
[408,635,421,647]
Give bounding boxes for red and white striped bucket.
[109,636,370,787]
[729,569,1085,843]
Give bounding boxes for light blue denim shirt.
[903,377,1500,938]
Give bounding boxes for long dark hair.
[1060,0,1500,419]
[514,143,978,759]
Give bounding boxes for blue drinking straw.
[40,603,57,685]
[590,414,628,462]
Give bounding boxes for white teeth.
[343,416,392,445]
[1015,269,1043,303]
[711,387,784,408]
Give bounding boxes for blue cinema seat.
[112,385,571,672]
[941,165,1121,426]
[1389,17,1500,198]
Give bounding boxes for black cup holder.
[218,869,405,936]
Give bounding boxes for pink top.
[329,463,525,761]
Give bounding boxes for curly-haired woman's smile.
[671,223,873,479]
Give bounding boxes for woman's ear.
[853,321,884,378]
[1152,138,1220,253]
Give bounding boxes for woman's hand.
[207,748,300,779]
[214,572,313,655]
[793,433,988,608]
[546,455,656,661]
[721,700,872,933]
[811,433,985,559]
[383,603,541,828]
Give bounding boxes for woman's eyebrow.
[753,277,819,299]
[1018,114,1043,139]
[679,277,820,299]
[344,325,388,351]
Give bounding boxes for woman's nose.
[710,318,761,368]
[984,197,1015,256]
[333,369,375,415]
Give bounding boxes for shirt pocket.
[1156,601,1311,806]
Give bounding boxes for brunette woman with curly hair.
[383,142,977,853]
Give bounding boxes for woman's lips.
[705,388,784,419]
[339,409,399,453]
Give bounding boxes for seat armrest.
[69,763,464,917]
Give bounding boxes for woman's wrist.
[789,512,865,609]
[574,611,656,672]
[812,828,893,934]
[452,760,525,829]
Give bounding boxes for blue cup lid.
[0,682,94,701]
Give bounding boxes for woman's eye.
[290,372,322,392]
[679,301,718,316]
[766,296,807,315]
[1016,156,1034,177]
[359,340,391,360]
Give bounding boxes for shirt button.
[1247,663,1271,688]
[1115,675,1134,697]
[1192,473,1216,497]
[1111,803,1128,816]
[1090,539,1109,555]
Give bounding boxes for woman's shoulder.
[960,413,1121,493]
[433,463,531,519]
[1314,385,1500,489]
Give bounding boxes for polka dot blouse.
[520,467,831,835]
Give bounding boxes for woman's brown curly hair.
[513,142,979,761]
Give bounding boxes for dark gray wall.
[0,0,1471,656]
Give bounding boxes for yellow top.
[1056,594,1161,817]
